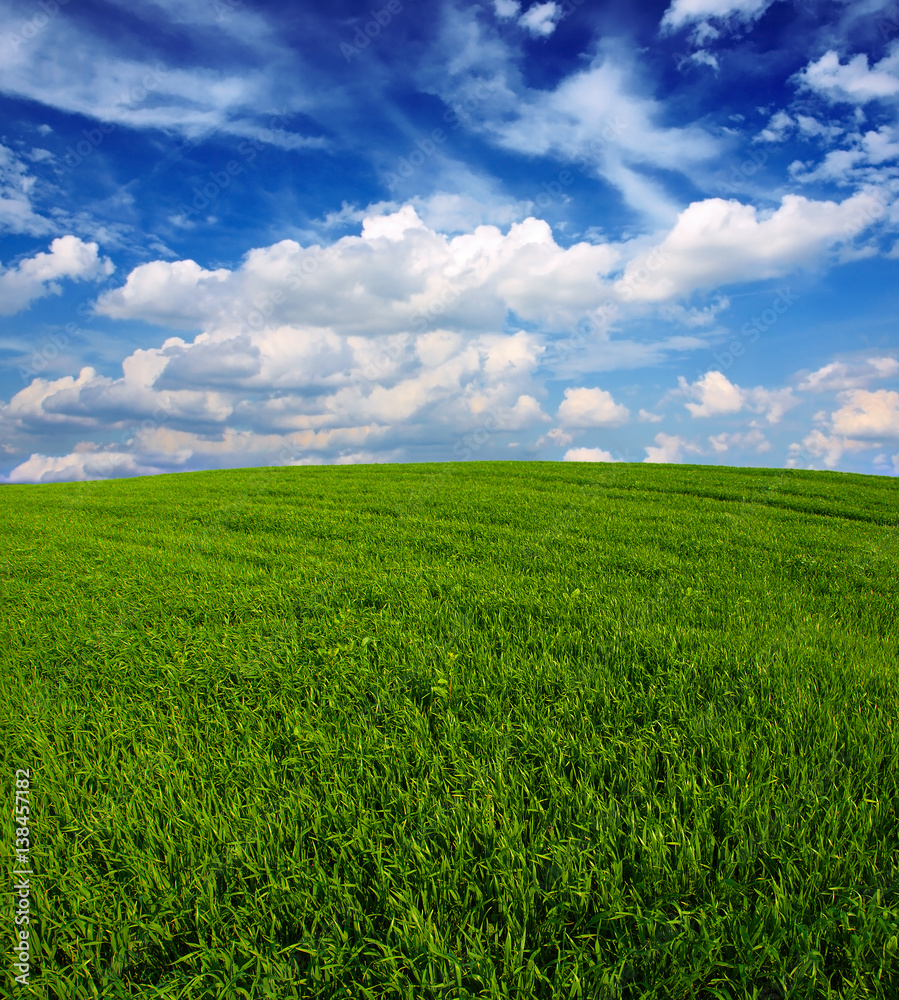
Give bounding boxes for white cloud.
[785,381,899,470]
[3,448,165,484]
[707,428,770,453]
[536,426,574,447]
[0,143,54,237]
[95,259,229,329]
[643,432,702,463]
[3,203,888,482]
[494,0,521,17]
[661,0,775,32]
[678,371,798,423]
[420,23,720,226]
[796,356,899,391]
[787,430,874,469]
[556,386,630,427]
[659,295,730,327]
[798,46,899,105]
[863,125,899,163]
[0,236,114,315]
[789,148,865,185]
[518,2,561,37]
[679,370,744,416]
[638,408,664,422]
[830,389,899,437]
[614,191,886,302]
[97,207,620,336]
[790,124,899,186]
[0,4,325,150]
[758,108,848,148]
[7,211,617,477]
[410,191,529,234]
[795,115,844,142]
[755,110,793,143]
[563,446,620,462]
[688,50,720,71]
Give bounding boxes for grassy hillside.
[1,461,898,999]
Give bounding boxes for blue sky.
[1,0,898,482]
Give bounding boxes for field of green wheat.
[1,460,898,999]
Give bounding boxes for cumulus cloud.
[3,203,889,482]
[688,50,719,72]
[798,46,899,105]
[536,426,574,447]
[789,124,899,186]
[788,430,873,470]
[96,208,621,336]
[678,371,798,423]
[518,2,561,37]
[97,259,230,329]
[8,211,617,478]
[614,192,885,301]
[707,428,770,453]
[643,432,703,463]
[556,386,630,427]
[0,236,114,315]
[4,448,165,484]
[796,356,899,392]
[785,382,899,471]
[661,0,775,32]
[494,0,521,17]
[788,149,865,186]
[755,110,794,143]
[830,389,899,437]
[679,370,743,417]
[563,446,620,462]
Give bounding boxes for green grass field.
[2,460,898,999]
